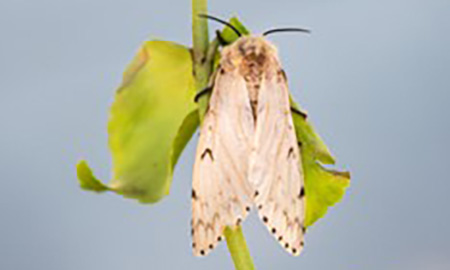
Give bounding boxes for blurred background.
[1,0,450,269]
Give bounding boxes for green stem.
[192,0,211,122]
[191,1,255,269]
[224,226,256,270]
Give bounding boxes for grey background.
[1,0,450,269]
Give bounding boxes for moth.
[192,15,309,257]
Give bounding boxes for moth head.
[231,36,277,63]
[198,14,310,70]
[218,35,281,74]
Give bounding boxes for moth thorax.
[239,46,267,80]
[240,54,266,123]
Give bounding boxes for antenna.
[198,14,242,37]
[263,28,311,36]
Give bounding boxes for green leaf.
[303,153,350,227]
[221,17,250,44]
[290,101,335,165]
[170,109,200,170]
[77,160,110,192]
[290,98,350,227]
[77,40,198,203]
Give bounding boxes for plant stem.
[224,226,256,270]
[191,1,255,269]
[192,0,211,121]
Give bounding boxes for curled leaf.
[77,160,110,193]
[77,40,198,203]
[302,154,350,227]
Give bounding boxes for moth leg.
[194,86,213,103]
[194,65,222,103]
[215,30,229,46]
[280,69,288,82]
[290,107,308,119]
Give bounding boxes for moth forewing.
[192,35,306,257]
[245,41,306,256]
[191,62,254,256]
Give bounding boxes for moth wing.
[249,71,306,256]
[192,70,254,256]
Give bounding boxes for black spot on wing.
[298,187,305,199]
[236,218,242,226]
[201,148,214,161]
[287,147,295,158]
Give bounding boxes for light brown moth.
[192,23,307,257]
